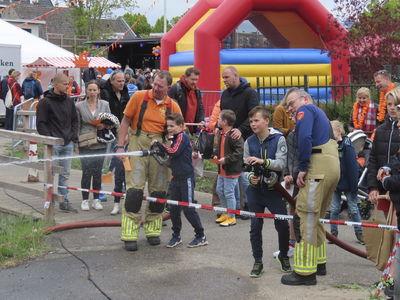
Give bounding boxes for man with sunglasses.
[281,89,340,286]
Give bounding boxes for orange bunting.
[38,16,42,20]
[52,10,55,14]
[18,1,21,4]
[24,22,29,27]
[12,3,15,7]
[72,1,76,5]
[7,6,10,9]
[112,44,114,51]
[58,7,62,12]
[63,31,66,36]
[66,4,69,8]
[32,19,36,23]
[45,13,49,18]
[101,52,103,55]
[1,8,4,12]
[151,4,153,9]
[17,25,21,28]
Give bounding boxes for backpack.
[5,83,16,108]
[24,80,36,99]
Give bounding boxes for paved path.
[0,135,384,300]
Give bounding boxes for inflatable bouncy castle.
[161,0,349,102]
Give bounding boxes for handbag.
[196,129,214,159]
[78,132,98,148]
[375,202,394,271]
[363,204,385,264]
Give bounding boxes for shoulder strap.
[162,96,172,142]
[135,91,150,136]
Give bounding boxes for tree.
[151,16,172,33]
[170,8,190,27]
[325,0,400,81]
[67,0,138,42]
[123,12,152,36]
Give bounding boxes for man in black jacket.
[100,70,130,124]
[168,67,205,135]
[36,73,79,213]
[0,68,15,100]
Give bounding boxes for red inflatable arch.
[161,0,348,92]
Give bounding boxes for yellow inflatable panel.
[176,9,215,53]
[170,65,193,84]
[220,64,331,77]
[263,12,325,49]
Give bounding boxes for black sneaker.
[355,231,365,245]
[167,236,182,248]
[276,254,292,273]
[384,280,394,298]
[59,203,78,213]
[328,230,338,244]
[250,262,264,278]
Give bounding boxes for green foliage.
[152,16,172,33]
[123,12,151,36]
[194,160,218,194]
[67,0,138,41]
[0,213,51,267]
[170,8,190,27]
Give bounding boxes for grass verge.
[0,213,52,269]
[195,159,218,194]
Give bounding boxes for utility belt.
[311,149,322,154]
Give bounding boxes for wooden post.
[43,145,54,221]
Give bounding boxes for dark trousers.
[170,176,204,238]
[113,169,125,203]
[5,107,13,130]
[247,186,290,261]
[79,147,106,200]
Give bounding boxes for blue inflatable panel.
[169,51,194,67]
[219,49,331,65]
[259,88,332,103]
[170,49,331,67]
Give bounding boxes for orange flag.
[45,13,49,18]
[18,1,21,4]
[32,19,36,23]
[52,10,55,14]
[112,44,114,51]
[17,25,21,28]
[1,8,4,12]
[101,51,103,55]
[66,3,69,8]
[38,16,42,20]
[7,6,10,9]
[12,3,15,7]
[58,7,61,12]
[24,22,29,27]
[72,0,76,5]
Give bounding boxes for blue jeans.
[53,142,73,204]
[216,175,238,218]
[330,190,362,232]
[235,172,250,209]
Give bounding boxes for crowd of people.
[1,64,400,296]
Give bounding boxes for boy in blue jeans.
[244,106,291,277]
[151,113,207,248]
[329,120,364,244]
[213,109,244,227]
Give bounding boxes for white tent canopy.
[24,57,120,69]
[0,19,74,64]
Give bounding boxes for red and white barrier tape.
[43,184,399,231]
[374,239,400,297]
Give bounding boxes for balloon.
[37,71,42,76]
[155,49,159,54]
[106,68,113,74]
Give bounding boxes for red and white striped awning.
[23,56,121,69]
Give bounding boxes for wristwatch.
[116,146,124,149]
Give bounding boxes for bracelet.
[116,146,124,149]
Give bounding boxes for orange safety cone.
[28,141,39,182]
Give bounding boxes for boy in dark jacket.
[244,106,291,277]
[329,120,364,244]
[213,109,244,227]
[151,113,207,248]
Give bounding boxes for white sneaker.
[81,200,90,211]
[111,203,119,215]
[273,246,295,258]
[92,199,103,210]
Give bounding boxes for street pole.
[164,0,167,35]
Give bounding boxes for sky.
[116,0,337,27]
